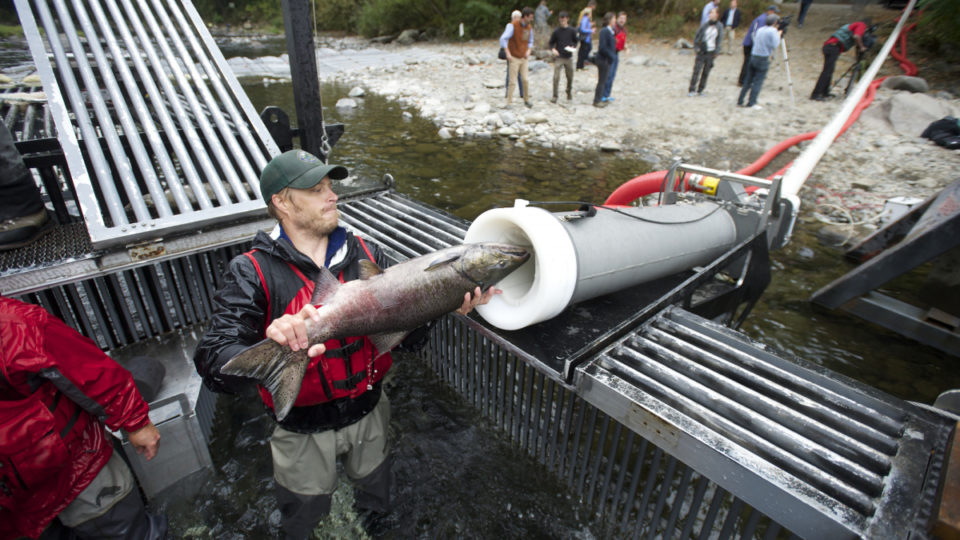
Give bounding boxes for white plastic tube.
[464,200,739,330]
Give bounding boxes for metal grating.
[579,306,952,539]
[14,0,279,248]
[14,242,249,350]
[338,190,469,261]
[421,313,789,539]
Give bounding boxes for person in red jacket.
[0,296,164,540]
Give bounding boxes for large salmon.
[222,242,529,420]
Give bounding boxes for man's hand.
[128,422,160,461]
[456,286,501,315]
[265,304,327,358]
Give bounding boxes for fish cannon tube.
[464,200,739,330]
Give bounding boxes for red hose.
[605,11,918,206]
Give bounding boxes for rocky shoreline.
[4,3,959,236]
[307,4,959,235]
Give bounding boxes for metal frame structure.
[4,0,956,536]
[13,0,279,249]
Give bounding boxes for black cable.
[523,200,728,226]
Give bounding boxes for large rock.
[523,112,549,124]
[335,98,358,109]
[887,92,958,137]
[396,29,420,46]
[499,111,517,126]
[881,76,929,93]
[528,60,550,73]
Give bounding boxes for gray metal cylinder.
[464,201,738,330]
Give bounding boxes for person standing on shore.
[701,0,719,27]
[576,1,596,70]
[549,11,578,103]
[689,8,723,97]
[737,13,781,109]
[797,0,813,28]
[535,0,552,51]
[602,11,628,102]
[721,0,741,55]
[738,5,779,87]
[503,10,525,99]
[593,12,616,108]
[500,6,535,108]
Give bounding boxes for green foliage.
[458,1,502,40]
[313,0,362,32]
[915,0,960,55]
[651,14,684,38]
[183,0,805,41]
[0,24,22,37]
[355,0,433,38]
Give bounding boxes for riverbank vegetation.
[188,0,957,56]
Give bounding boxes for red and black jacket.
[194,228,420,433]
[0,297,151,540]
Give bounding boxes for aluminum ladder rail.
[13,0,279,249]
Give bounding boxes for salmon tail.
[221,339,310,421]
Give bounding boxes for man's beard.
[286,194,339,239]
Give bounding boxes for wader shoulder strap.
[356,236,375,262]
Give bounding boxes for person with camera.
[737,13,781,109]
[811,18,872,101]
[737,5,780,87]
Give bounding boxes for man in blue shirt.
[738,5,779,86]
[701,0,719,27]
[593,12,617,107]
[737,13,782,109]
[576,1,596,70]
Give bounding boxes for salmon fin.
[311,266,340,305]
[425,252,461,271]
[221,339,310,421]
[369,330,409,356]
[358,259,383,280]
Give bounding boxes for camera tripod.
[832,48,868,97]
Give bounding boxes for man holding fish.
[193,150,529,539]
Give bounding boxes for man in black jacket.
[193,150,491,539]
[689,7,723,96]
[721,0,741,54]
[549,11,578,103]
[593,12,617,107]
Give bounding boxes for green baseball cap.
[259,150,349,202]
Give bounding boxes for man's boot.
[0,208,52,251]
[0,123,51,250]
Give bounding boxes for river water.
[2,38,956,538]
